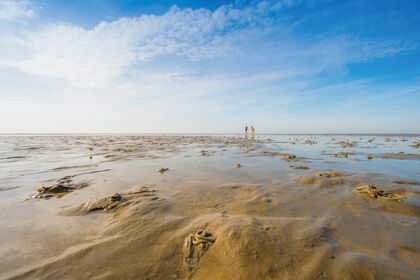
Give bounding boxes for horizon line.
[1,132,419,136]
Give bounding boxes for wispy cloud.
[0,0,35,22]
[1,1,408,88]
[0,0,418,133]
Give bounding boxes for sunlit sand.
[0,134,419,279]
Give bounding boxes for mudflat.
[0,134,419,279]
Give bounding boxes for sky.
[0,0,419,134]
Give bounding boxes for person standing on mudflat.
[244,125,248,139]
[250,125,255,141]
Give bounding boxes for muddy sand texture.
[296,171,420,217]
[2,135,420,280]
[9,178,420,280]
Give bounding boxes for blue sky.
[0,0,419,133]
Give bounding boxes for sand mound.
[183,230,216,269]
[261,151,302,162]
[410,142,420,148]
[64,186,158,215]
[352,185,405,202]
[304,139,317,145]
[336,141,355,148]
[158,167,169,173]
[315,170,343,178]
[290,165,310,170]
[282,154,297,161]
[297,170,356,188]
[334,152,349,158]
[183,215,337,279]
[33,176,89,199]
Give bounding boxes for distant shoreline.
[0,133,419,137]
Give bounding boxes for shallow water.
[0,134,419,279]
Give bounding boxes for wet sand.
[0,134,419,279]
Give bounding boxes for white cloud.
[3,5,261,87]
[0,0,35,21]
[0,0,418,133]
[4,1,405,89]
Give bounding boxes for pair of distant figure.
[244,125,255,140]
